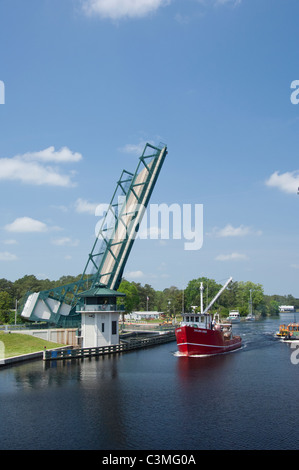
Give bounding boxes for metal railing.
[79,304,125,312]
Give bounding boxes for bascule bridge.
[20,143,167,347]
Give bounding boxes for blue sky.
[1,0,299,297]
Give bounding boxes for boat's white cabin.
[181,313,212,329]
[228,310,240,319]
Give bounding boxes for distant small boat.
[246,290,255,321]
[226,310,241,323]
[246,313,255,321]
[276,323,299,339]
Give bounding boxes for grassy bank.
[0,331,63,358]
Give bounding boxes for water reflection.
[1,317,299,450]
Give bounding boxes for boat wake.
[173,346,243,358]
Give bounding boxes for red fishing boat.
[175,277,242,356]
[175,313,242,356]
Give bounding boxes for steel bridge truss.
[80,142,167,292]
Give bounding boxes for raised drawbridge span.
[20,143,167,327]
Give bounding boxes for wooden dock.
[43,331,176,361]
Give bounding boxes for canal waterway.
[0,315,299,450]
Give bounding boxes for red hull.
[175,325,242,356]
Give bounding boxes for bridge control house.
[78,284,125,348]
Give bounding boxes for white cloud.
[4,217,48,233]
[265,170,299,194]
[51,205,69,213]
[0,251,17,261]
[75,198,99,214]
[198,0,241,5]
[138,225,165,239]
[125,270,145,279]
[175,13,191,24]
[18,146,82,163]
[3,239,18,245]
[209,224,262,237]
[215,252,248,261]
[119,142,146,156]
[118,141,155,156]
[51,237,79,246]
[82,0,171,19]
[0,146,82,187]
[215,0,241,5]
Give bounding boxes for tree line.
[0,273,298,324]
[118,277,289,318]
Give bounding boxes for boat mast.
[200,282,204,314]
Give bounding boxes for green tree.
[236,281,264,316]
[14,275,42,299]
[131,282,156,311]
[269,299,280,315]
[0,291,13,323]
[0,278,16,299]
[162,286,182,317]
[185,277,222,312]
[154,290,165,311]
[118,280,140,313]
[221,281,238,309]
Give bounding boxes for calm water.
[0,315,299,450]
